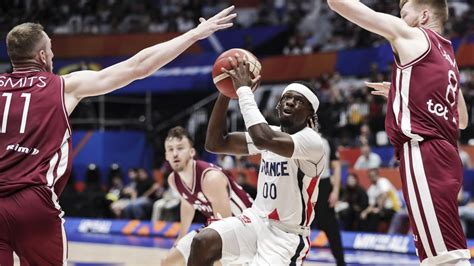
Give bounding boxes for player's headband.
[281,83,319,113]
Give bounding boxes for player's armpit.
[458,89,468,130]
[327,0,418,41]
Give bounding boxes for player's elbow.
[459,119,468,130]
[132,64,152,80]
[205,138,222,153]
[251,135,270,151]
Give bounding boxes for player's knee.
[190,229,222,260]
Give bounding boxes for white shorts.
[207,208,311,265]
[175,230,197,264]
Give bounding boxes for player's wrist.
[237,86,267,129]
[236,86,252,97]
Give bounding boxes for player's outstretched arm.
[62,6,236,114]
[458,90,468,129]
[205,94,251,155]
[202,170,232,218]
[327,0,419,42]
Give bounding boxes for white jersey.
[245,126,325,227]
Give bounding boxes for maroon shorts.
[0,185,66,265]
[399,139,470,264]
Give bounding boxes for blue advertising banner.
[64,217,474,256]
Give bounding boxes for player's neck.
[12,60,47,73]
[281,124,306,134]
[421,22,443,35]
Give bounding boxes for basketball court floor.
[14,231,424,266]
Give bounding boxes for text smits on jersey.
[0,76,47,88]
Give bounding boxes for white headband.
[281,83,319,113]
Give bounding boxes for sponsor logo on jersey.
[6,144,39,155]
[260,159,289,177]
[426,99,448,120]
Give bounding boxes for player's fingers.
[252,75,262,85]
[217,14,237,24]
[364,82,383,88]
[211,5,235,20]
[235,53,244,69]
[371,91,387,96]
[227,56,238,69]
[382,81,391,87]
[221,67,232,76]
[199,17,206,23]
[216,23,233,30]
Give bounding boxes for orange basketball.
[212,48,261,99]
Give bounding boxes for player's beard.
[175,157,192,173]
[279,116,293,128]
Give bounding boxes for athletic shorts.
[400,139,470,265]
[175,230,198,264]
[0,185,66,266]
[207,208,311,265]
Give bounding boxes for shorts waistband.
[268,219,310,237]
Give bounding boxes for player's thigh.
[173,230,197,264]
[254,226,310,265]
[0,197,13,266]
[10,186,66,265]
[207,210,260,264]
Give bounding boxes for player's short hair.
[399,0,448,24]
[6,23,45,62]
[166,126,194,146]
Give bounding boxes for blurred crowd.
[0,0,311,35]
[3,0,471,53]
[284,0,474,54]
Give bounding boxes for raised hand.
[192,6,236,40]
[365,81,391,98]
[221,54,261,92]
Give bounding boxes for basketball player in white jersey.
[187,55,325,265]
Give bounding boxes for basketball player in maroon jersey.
[161,126,252,266]
[328,0,469,264]
[0,7,236,265]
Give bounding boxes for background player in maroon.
[0,7,235,265]
[328,0,469,264]
[161,126,252,266]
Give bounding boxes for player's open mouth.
[283,108,292,115]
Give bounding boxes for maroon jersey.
[386,28,460,151]
[172,160,253,218]
[0,69,72,197]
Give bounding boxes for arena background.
[2,0,474,265]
